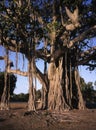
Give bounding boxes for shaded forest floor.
[0,102,96,130]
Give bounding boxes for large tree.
[0,0,96,111]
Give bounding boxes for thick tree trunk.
[48,58,70,111]
[47,56,85,111]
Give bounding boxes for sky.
[0,44,96,94]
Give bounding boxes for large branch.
[0,35,51,62]
[6,60,48,91]
[80,46,96,57]
[68,25,96,48]
[32,62,48,90]
[65,6,79,24]
[65,6,80,31]
[77,51,96,66]
[35,49,50,62]
[83,63,96,68]
[0,36,22,52]
[7,69,28,76]
[0,36,30,58]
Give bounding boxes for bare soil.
[0,102,96,130]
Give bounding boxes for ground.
[0,102,96,130]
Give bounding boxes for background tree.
[81,77,96,108]
[35,89,41,101]
[10,89,41,102]
[0,72,17,100]
[0,0,96,111]
[11,93,29,102]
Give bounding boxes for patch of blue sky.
[79,65,96,89]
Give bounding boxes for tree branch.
[32,62,49,90]
[7,69,28,76]
[35,49,50,62]
[77,51,96,66]
[68,25,96,48]
[83,63,96,68]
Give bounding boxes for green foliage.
[81,78,93,92]
[10,89,41,102]
[11,93,29,102]
[81,77,96,107]
[0,72,17,100]
[35,89,41,101]
[81,77,93,96]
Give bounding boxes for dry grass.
[10,102,27,110]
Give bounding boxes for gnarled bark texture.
[48,58,70,111]
[28,59,36,111]
[47,55,85,111]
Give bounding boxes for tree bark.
[28,59,36,111]
[0,59,10,110]
[74,68,85,109]
[48,58,70,111]
[40,85,48,110]
[47,53,85,111]
[0,73,10,110]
